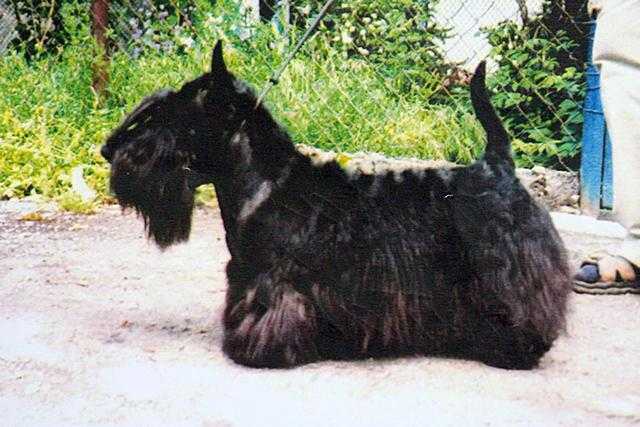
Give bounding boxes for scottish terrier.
[102,42,571,369]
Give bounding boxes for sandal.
[573,252,640,295]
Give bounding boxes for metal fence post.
[579,17,614,216]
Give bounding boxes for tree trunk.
[91,0,110,97]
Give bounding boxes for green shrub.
[108,0,216,57]
[3,0,588,205]
[290,0,452,96]
[9,0,72,58]
[0,0,483,203]
[483,3,586,168]
[0,49,110,200]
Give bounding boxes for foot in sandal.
[574,241,640,294]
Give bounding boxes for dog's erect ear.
[211,41,229,79]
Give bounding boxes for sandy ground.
[1,201,639,427]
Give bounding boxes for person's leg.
[575,0,640,289]
[595,0,640,237]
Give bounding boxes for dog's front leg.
[222,265,320,368]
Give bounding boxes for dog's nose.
[101,144,113,162]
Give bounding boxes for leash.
[253,0,337,109]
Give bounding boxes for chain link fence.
[100,0,588,169]
[0,0,16,54]
[2,0,590,175]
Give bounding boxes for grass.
[0,7,486,207]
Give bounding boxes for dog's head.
[102,41,250,248]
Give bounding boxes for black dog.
[102,42,570,369]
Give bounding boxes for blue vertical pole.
[601,130,614,208]
[580,18,614,214]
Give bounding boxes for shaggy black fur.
[102,42,571,369]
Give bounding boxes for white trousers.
[593,0,640,246]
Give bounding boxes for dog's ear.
[211,41,230,81]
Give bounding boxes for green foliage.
[9,0,72,58]
[483,9,586,168]
[0,1,482,203]
[264,54,482,162]
[291,0,452,95]
[56,191,100,214]
[109,0,216,57]
[0,50,111,201]
[0,0,587,206]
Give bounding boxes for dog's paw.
[480,351,542,370]
[475,327,551,370]
[223,287,319,368]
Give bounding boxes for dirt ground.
[1,201,639,427]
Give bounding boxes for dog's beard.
[110,151,195,249]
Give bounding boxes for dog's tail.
[470,61,512,167]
